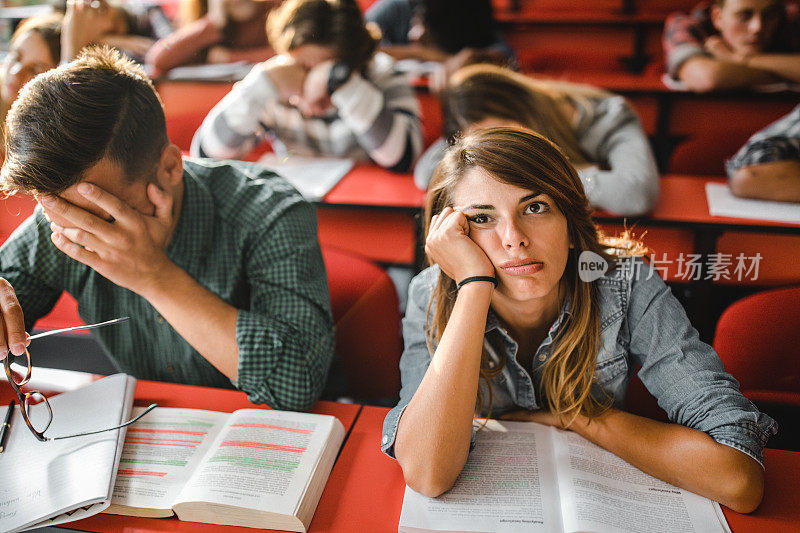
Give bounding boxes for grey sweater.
[414,95,659,216]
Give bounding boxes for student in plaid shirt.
[191,0,422,173]
[662,0,800,91]
[726,104,800,201]
[0,47,334,412]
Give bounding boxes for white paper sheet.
[705,183,800,223]
[257,154,354,201]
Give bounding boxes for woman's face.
[1,31,56,105]
[451,166,571,303]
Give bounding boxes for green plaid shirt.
[0,158,334,411]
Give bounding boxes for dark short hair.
[1,45,168,195]
[419,0,496,55]
[267,0,379,73]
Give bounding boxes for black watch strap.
[327,62,353,95]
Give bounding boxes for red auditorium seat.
[322,246,403,404]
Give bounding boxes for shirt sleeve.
[330,63,422,172]
[191,63,276,160]
[235,198,335,412]
[662,10,709,79]
[145,15,223,74]
[577,96,660,216]
[0,210,67,330]
[626,260,777,467]
[413,137,448,189]
[381,268,437,458]
[726,103,800,175]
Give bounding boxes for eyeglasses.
[3,317,157,442]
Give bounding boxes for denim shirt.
[381,258,777,465]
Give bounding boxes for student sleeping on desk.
[381,127,777,513]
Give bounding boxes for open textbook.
[399,420,731,533]
[0,373,135,533]
[105,407,345,531]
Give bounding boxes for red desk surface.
[322,164,425,209]
[320,406,800,533]
[0,376,360,533]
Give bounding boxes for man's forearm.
[746,54,800,84]
[140,261,240,380]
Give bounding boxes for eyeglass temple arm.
[48,403,158,441]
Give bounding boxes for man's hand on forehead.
[41,182,176,296]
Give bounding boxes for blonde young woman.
[382,127,775,513]
[415,64,659,216]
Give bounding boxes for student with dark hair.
[366,0,516,82]
[0,13,62,163]
[727,104,800,201]
[663,0,800,92]
[0,46,334,412]
[383,127,775,512]
[192,0,422,173]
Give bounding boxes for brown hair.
[11,12,63,66]
[425,127,615,423]
[266,0,380,72]
[2,46,168,196]
[441,64,611,166]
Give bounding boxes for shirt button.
[488,361,496,369]
[538,353,547,362]
[381,434,389,445]
[157,316,165,324]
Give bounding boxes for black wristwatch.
[327,61,353,95]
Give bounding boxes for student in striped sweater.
[191,0,423,173]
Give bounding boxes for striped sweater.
[191,52,422,172]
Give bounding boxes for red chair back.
[713,287,800,394]
[322,246,402,404]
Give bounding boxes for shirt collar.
[166,165,215,269]
[485,288,573,336]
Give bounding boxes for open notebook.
[0,373,135,533]
[257,154,354,202]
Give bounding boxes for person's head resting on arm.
[439,64,610,175]
[1,45,184,242]
[425,126,622,424]
[264,0,381,117]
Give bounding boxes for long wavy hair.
[425,127,615,423]
[441,64,612,167]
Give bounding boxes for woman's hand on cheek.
[425,207,495,283]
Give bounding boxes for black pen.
[0,400,14,453]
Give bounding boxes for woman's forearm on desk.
[394,282,492,498]
[570,408,765,513]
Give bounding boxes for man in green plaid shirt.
[0,48,334,411]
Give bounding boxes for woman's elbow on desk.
[716,453,765,514]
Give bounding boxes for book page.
[107,407,229,515]
[553,430,730,533]
[173,409,340,516]
[0,373,133,533]
[398,420,563,533]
